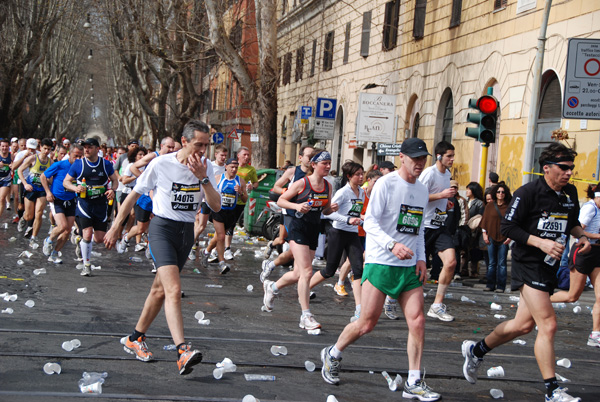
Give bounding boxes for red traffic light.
[477,96,498,114]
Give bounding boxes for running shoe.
[299,313,321,330]
[260,259,273,283]
[24,225,33,238]
[48,253,62,264]
[17,218,26,232]
[320,346,341,385]
[48,224,55,235]
[188,246,196,261]
[545,387,581,402]
[218,261,230,275]
[262,280,276,312]
[384,298,400,320]
[120,335,153,362]
[207,249,218,263]
[42,237,54,256]
[12,216,19,224]
[200,249,210,268]
[224,248,234,260]
[334,283,348,296]
[588,333,600,348]
[427,304,454,322]
[402,379,441,401]
[29,238,38,248]
[75,239,82,261]
[116,238,128,254]
[81,263,92,276]
[350,310,360,323]
[263,240,275,259]
[134,243,146,252]
[6,201,10,210]
[461,340,482,384]
[312,257,326,267]
[177,344,203,375]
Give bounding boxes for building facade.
[276,0,600,195]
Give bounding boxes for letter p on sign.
[316,97,337,119]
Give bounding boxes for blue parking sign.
[316,98,337,119]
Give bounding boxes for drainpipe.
[522,0,553,185]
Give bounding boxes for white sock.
[302,309,311,317]
[592,331,600,337]
[355,304,361,314]
[330,345,342,359]
[271,283,279,293]
[81,240,91,264]
[267,260,276,270]
[432,303,442,308]
[386,296,397,304]
[337,278,344,286]
[408,370,421,385]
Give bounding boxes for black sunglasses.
[547,161,575,171]
[496,190,505,194]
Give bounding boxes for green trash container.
[244,168,282,236]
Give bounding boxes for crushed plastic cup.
[247,285,254,292]
[25,300,35,308]
[79,381,102,394]
[4,294,17,302]
[461,295,476,303]
[382,371,398,391]
[129,256,143,262]
[490,303,502,311]
[198,319,210,325]
[194,311,205,320]
[494,314,507,319]
[234,249,242,257]
[16,259,24,265]
[62,341,74,352]
[513,339,526,345]
[216,358,237,372]
[254,250,263,258]
[77,287,87,294]
[71,339,81,349]
[307,328,321,335]
[555,372,570,383]
[19,251,33,258]
[43,362,61,375]
[33,268,46,276]
[91,251,102,257]
[213,367,225,379]
[573,306,582,314]
[490,389,504,399]
[304,360,316,372]
[2,308,14,314]
[30,242,39,250]
[242,395,260,402]
[270,345,288,356]
[487,366,505,377]
[556,358,571,368]
[244,374,276,381]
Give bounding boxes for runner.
[320,138,441,401]
[202,157,248,274]
[104,119,220,375]
[41,144,84,263]
[262,150,339,332]
[63,138,118,276]
[9,138,20,217]
[419,141,457,322]
[18,138,53,244]
[461,143,590,402]
[0,138,13,219]
[550,183,600,348]
[12,138,37,230]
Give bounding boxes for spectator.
[462,182,485,279]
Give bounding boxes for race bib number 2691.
[171,182,200,211]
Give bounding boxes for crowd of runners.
[1,122,599,401]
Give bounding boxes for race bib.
[171,182,201,211]
[221,191,236,209]
[31,173,42,184]
[348,199,363,218]
[537,212,568,238]
[430,208,447,227]
[87,185,106,199]
[309,193,329,210]
[397,204,424,235]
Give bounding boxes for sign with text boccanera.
[356,93,397,143]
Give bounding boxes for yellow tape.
[522,171,598,185]
[0,276,25,281]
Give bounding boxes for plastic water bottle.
[79,178,87,199]
[129,256,143,262]
[544,234,567,266]
[295,200,313,218]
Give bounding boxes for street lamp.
[83,14,91,29]
[88,49,93,59]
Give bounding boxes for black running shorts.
[286,216,320,250]
[147,216,194,271]
[570,244,600,276]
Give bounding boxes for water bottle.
[295,200,313,218]
[129,256,143,262]
[79,178,87,198]
[544,234,567,266]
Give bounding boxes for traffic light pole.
[479,143,489,189]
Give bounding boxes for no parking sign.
[563,38,600,120]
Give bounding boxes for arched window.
[436,88,454,144]
[533,72,562,173]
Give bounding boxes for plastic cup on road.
[198,318,210,325]
[71,339,81,349]
[25,300,35,308]
[304,360,316,372]
[490,302,502,311]
[79,381,102,394]
[213,367,224,379]
[573,306,581,314]
[327,396,339,402]
[490,388,504,399]
[247,285,254,292]
[270,345,287,356]
[487,366,505,377]
[242,395,260,402]
[2,308,14,314]
[62,341,74,352]
[77,287,87,294]
[556,358,571,368]
[43,362,61,375]
[194,311,205,320]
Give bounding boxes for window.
[383,0,400,51]
[441,95,453,144]
[413,0,427,39]
[323,31,334,72]
[343,23,351,64]
[282,52,292,85]
[450,0,462,28]
[360,11,372,58]
[295,46,304,82]
[517,0,536,13]
[494,0,508,11]
[212,89,218,110]
[310,39,317,77]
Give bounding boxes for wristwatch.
[386,240,397,252]
[200,177,210,185]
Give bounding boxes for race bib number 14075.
[171,182,201,211]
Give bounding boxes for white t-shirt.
[327,183,365,233]
[419,164,451,229]
[116,159,130,192]
[133,152,217,222]
[122,164,141,194]
[14,150,34,184]
[211,161,225,178]
[579,200,600,244]
[364,171,428,267]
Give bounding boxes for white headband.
[595,192,600,198]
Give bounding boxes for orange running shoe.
[177,344,203,375]
[120,335,153,362]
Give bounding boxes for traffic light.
[465,95,499,144]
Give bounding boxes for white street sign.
[563,38,600,120]
[356,93,397,143]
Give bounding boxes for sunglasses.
[496,190,505,194]
[547,161,575,171]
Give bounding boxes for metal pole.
[522,0,553,185]
[479,143,489,189]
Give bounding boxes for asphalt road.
[0,215,599,402]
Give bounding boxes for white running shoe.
[207,249,218,263]
[299,313,321,331]
[384,298,400,320]
[224,248,234,260]
[260,259,273,283]
[188,246,196,261]
[402,379,441,401]
[427,304,454,322]
[17,218,27,232]
[218,261,230,275]
[81,263,92,276]
[587,333,600,348]
[320,346,341,385]
[116,238,128,254]
[42,237,54,256]
[263,240,275,259]
[48,253,62,264]
[134,243,146,252]
[262,280,276,312]
[545,387,581,402]
[461,340,482,384]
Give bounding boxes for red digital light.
[477,96,498,114]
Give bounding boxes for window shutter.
[450,0,462,28]
[413,0,427,39]
[360,11,372,57]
